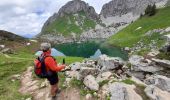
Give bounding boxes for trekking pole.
[61,58,71,72]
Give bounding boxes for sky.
[0,0,111,38]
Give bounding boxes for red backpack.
[34,55,53,78]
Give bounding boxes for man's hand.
[60,64,66,70]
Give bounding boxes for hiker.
[39,43,65,99]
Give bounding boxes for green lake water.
[54,41,128,60]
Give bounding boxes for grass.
[42,11,96,36]
[121,79,136,85]
[99,80,109,87]
[107,6,170,47]
[0,47,84,100]
[0,54,32,100]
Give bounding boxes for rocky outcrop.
[100,0,168,18]
[83,75,99,91]
[100,0,168,26]
[129,55,164,73]
[145,85,170,100]
[108,82,143,100]
[97,54,125,71]
[144,75,170,92]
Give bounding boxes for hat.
[40,43,51,51]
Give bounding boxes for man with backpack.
[34,43,65,99]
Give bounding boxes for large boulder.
[129,55,164,73]
[97,55,124,71]
[79,67,99,79]
[145,85,170,100]
[152,58,170,69]
[65,71,80,80]
[144,75,170,92]
[108,82,142,100]
[96,71,112,83]
[83,75,99,91]
[70,62,84,71]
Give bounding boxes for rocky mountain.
[100,0,169,26]
[40,0,99,35]
[39,0,169,43]
[0,30,25,42]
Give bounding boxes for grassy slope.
[0,42,84,100]
[107,6,170,47]
[42,11,96,36]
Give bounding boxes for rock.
[147,51,160,57]
[0,45,5,50]
[40,79,49,88]
[108,82,142,100]
[131,76,147,86]
[145,85,170,100]
[85,93,92,100]
[25,97,32,100]
[159,43,170,52]
[124,47,130,52]
[97,55,124,71]
[145,29,164,36]
[70,62,83,71]
[65,78,72,85]
[11,74,21,81]
[83,75,99,91]
[26,43,31,46]
[101,0,155,18]
[65,71,80,79]
[129,55,164,73]
[79,67,99,79]
[96,71,112,83]
[165,27,170,33]
[152,58,170,68]
[1,48,14,54]
[144,75,170,92]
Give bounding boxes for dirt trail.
[19,66,83,100]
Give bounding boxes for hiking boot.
[51,96,56,100]
[56,89,61,94]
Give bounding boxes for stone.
[129,55,164,73]
[70,62,83,71]
[96,71,112,83]
[1,48,14,54]
[145,85,170,100]
[85,93,92,100]
[131,76,147,86]
[165,27,170,33]
[25,98,32,100]
[97,55,124,71]
[83,75,99,91]
[108,82,142,100]
[124,47,130,52]
[152,58,170,68]
[65,78,72,85]
[79,67,99,79]
[147,51,160,57]
[40,79,49,88]
[11,74,21,80]
[65,71,80,79]
[144,75,170,92]
[0,45,5,50]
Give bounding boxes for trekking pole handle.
[62,58,65,64]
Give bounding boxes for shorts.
[47,73,59,85]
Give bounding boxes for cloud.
[0,0,111,38]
